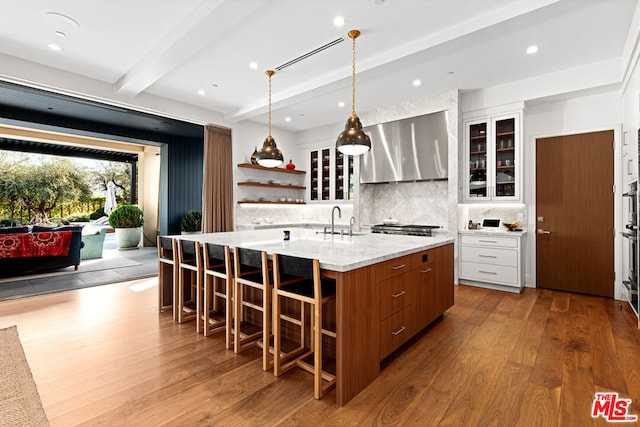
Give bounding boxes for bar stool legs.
[272,254,336,399]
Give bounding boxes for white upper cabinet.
[464,112,522,202]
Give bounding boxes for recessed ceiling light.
[413,79,421,87]
[446,71,455,75]
[249,62,258,69]
[333,16,345,27]
[197,90,205,96]
[526,45,538,55]
[45,12,80,29]
[338,101,345,108]
[48,43,61,51]
[55,31,66,38]
[285,117,292,122]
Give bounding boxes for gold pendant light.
[336,30,371,156]
[257,69,284,168]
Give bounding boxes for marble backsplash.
[359,180,449,228]
[457,203,527,230]
[236,203,354,227]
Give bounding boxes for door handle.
[537,229,551,235]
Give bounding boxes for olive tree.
[91,161,131,204]
[0,156,92,223]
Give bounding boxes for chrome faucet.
[349,216,356,236]
[331,205,342,235]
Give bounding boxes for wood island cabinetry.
[168,229,454,406]
[370,244,454,363]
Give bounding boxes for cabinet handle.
[478,254,497,258]
[479,270,498,275]
[478,239,497,243]
[392,326,406,336]
[392,290,406,298]
[420,268,432,273]
[628,159,633,176]
[391,264,406,270]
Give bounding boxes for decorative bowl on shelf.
[251,217,262,224]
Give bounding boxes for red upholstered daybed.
[0,225,84,277]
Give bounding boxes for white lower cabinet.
[458,232,525,292]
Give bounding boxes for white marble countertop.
[174,228,454,272]
[458,228,528,237]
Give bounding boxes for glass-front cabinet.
[464,113,521,202]
[309,147,354,202]
[334,149,354,200]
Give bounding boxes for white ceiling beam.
[115,0,267,97]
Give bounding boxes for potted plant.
[180,210,202,235]
[108,205,144,249]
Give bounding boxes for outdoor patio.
[0,232,157,301]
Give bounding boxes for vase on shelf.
[286,159,296,170]
[251,146,258,164]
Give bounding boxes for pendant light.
[336,30,371,156]
[257,70,284,168]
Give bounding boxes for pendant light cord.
[266,69,275,137]
[350,31,357,116]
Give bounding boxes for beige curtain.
[202,125,234,232]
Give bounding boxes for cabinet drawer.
[380,306,412,360]
[460,261,518,286]
[376,255,413,281]
[412,248,436,270]
[460,246,517,267]
[460,234,518,248]
[380,273,411,320]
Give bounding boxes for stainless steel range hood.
[360,110,449,184]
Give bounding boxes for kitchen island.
[168,228,454,405]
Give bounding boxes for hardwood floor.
[1,278,639,426]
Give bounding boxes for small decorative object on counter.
[502,221,521,231]
[286,159,296,170]
[283,230,290,240]
[251,146,258,164]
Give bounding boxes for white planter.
[115,227,142,250]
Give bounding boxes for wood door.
[536,130,614,297]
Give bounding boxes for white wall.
[231,120,302,226]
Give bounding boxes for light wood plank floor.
[1,278,639,426]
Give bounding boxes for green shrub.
[108,205,144,228]
[47,217,70,225]
[66,213,90,222]
[180,210,202,232]
[89,207,105,220]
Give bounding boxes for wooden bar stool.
[272,253,337,399]
[176,239,202,327]
[232,247,272,370]
[202,243,233,348]
[157,236,178,316]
